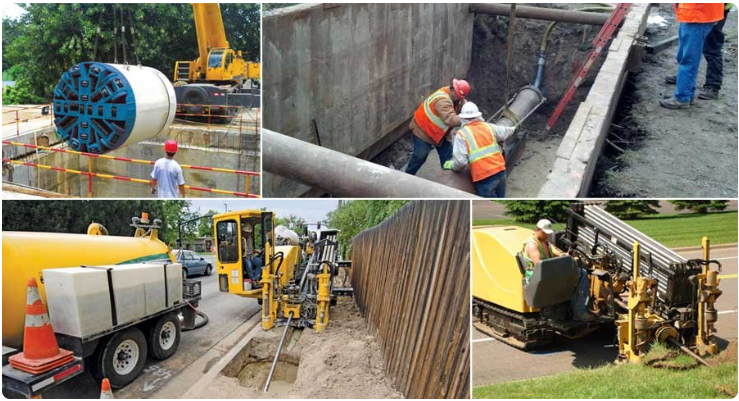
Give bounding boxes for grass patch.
[473,212,737,248]
[624,211,737,248]
[473,361,738,399]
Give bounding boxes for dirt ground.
[204,298,403,399]
[593,4,738,197]
[373,4,605,197]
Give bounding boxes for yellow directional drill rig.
[472,203,723,364]
[213,210,350,332]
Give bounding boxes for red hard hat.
[164,140,178,153]
[452,79,471,99]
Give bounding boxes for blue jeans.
[675,22,716,102]
[474,170,506,198]
[244,256,264,281]
[405,135,453,175]
[571,268,591,317]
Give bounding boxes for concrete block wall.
[538,4,651,198]
[263,3,474,197]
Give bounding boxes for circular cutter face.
[53,62,176,154]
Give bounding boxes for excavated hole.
[221,328,303,394]
[372,4,608,197]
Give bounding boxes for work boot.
[660,97,691,109]
[698,87,719,100]
[573,312,596,322]
[664,75,677,85]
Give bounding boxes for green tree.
[2,200,190,247]
[326,200,409,258]
[604,200,659,219]
[501,201,571,223]
[668,200,728,214]
[197,209,219,237]
[2,3,260,104]
[275,214,306,230]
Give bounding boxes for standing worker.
[150,140,186,198]
[523,219,594,322]
[665,3,733,100]
[443,102,516,198]
[661,3,726,109]
[405,79,470,175]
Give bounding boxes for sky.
[186,199,339,226]
[2,4,25,20]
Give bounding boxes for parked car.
[174,250,213,278]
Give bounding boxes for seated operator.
[522,219,594,322]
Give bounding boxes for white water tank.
[53,62,176,154]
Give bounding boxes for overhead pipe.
[469,4,611,26]
[262,129,480,198]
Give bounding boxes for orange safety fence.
[2,140,260,198]
[2,158,258,198]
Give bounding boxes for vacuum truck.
[2,214,203,398]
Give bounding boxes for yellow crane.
[174,3,260,121]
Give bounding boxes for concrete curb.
[151,312,261,399]
[539,4,652,198]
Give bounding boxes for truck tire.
[95,328,148,388]
[148,313,181,360]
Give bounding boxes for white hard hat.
[536,219,554,235]
[459,102,482,119]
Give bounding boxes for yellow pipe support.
[315,264,331,332]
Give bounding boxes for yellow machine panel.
[275,245,300,286]
[472,226,538,314]
[2,231,174,348]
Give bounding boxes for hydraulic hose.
[534,6,615,89]
[182,300,210,331]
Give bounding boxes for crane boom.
[192,3,230,75]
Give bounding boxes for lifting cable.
[126,6,142,66]
[502,4,519,126]
[112,6,119,63]
[91,9,104,61]
[118,4,129,64]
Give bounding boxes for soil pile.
[205,298,403,399]
[593,4,738,197]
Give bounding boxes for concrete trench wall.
[539,4,651,198]
[263,3,474,197]
[2,126,261,197]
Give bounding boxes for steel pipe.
[470,4,611,26]
[492,85,545,171]
[263,129,479,198]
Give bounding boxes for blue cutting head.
[53,62,137,153]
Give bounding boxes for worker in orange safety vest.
[661,3,726,109]
[405,79,470,175]
[443,102,518,198]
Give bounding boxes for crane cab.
[205,47,246,83]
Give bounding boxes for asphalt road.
[472,246,738,387]
[40,256,261,399]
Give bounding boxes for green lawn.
[473,211,737,248]
[473,362,738,399]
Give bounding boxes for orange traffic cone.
[8,278,74,374]
[100,378,114,399]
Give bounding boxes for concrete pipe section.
[263,129,479,198]
[53,62,176,154]
[415,85,544,195]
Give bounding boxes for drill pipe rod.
[667,338,712,368]
[263,129,480,198]
[469,4,611,26]
[264,312,294,393]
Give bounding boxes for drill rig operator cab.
[213,210,299,299]
[473,226,612,349]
